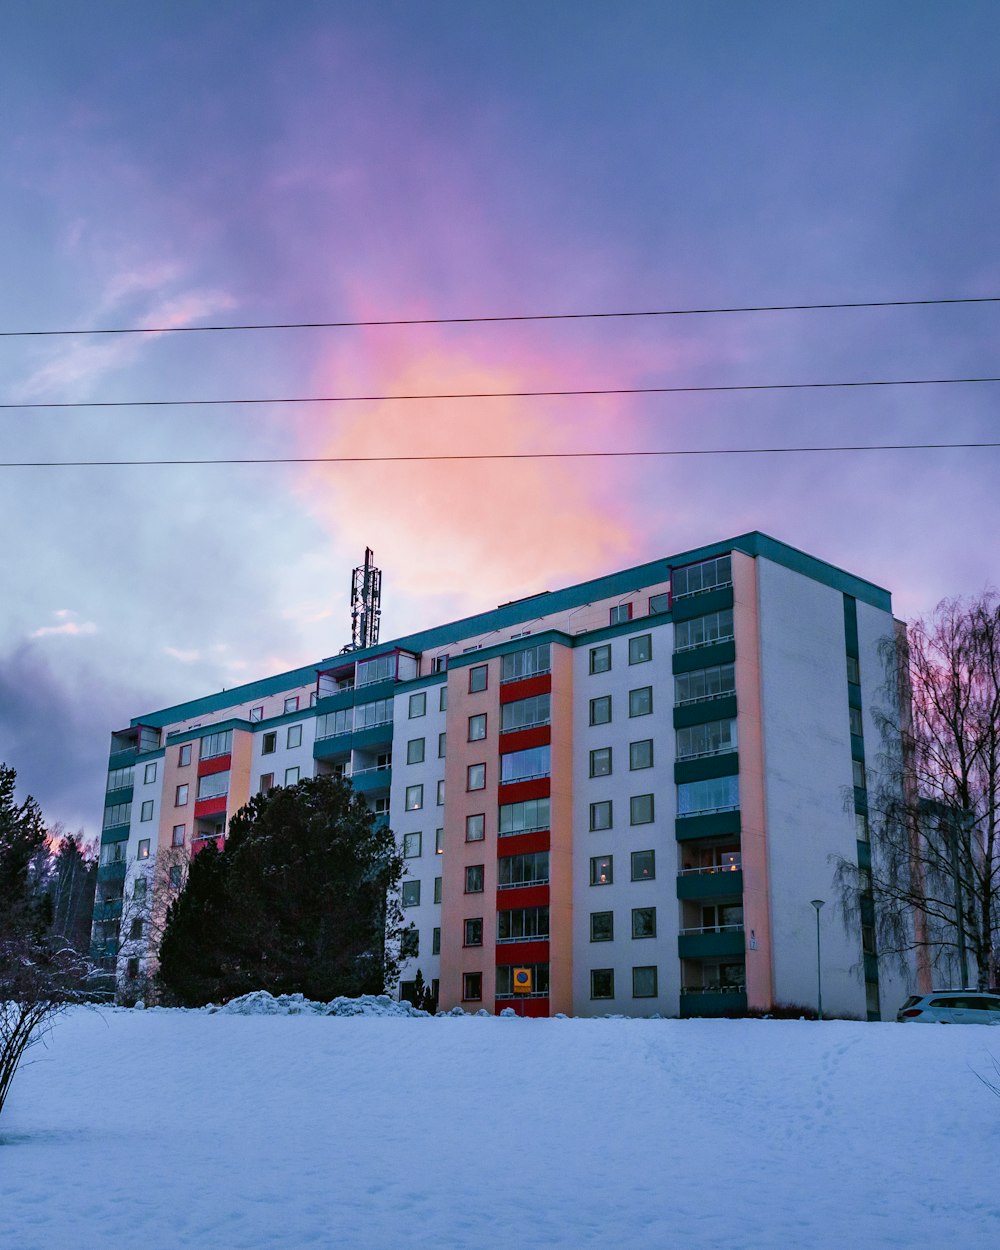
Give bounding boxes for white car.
[897,991,1000,1024]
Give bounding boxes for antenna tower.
[350,547,382,651]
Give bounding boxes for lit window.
[632,907,656,939]
[630,739,653,770]
[631,850,655,881]
[590,801,612,832]
[137,839,150,860]
[463,972,482,1001]
[468,714,487,742]
[435,828,444,854]
[589,747,612,777]
[262,732,277,755]
[630,794,654,825]
[463,918,483,947]
[403,832,422,858]
[466,813,485,842]
[590,912,614,942]
[144,762,157,784]
[284,766,300,786]
[286,724,303,749]
[175,784,189,807]
[465,864,484,893]
[591,968,614,999]
[284,696,299,714]
[140,800,154,822]
[171,824,185,847]
[589,696,612,726]
[467,764,486,791]
[590,855,613,886]
[405,784,424,811]
[407,738,425,765]
[178,744,192,767]
[469,665,488,693]
[629,686,653,717]
[610,604,632,625]
[589,644,611,674]
[632,966,658,998]
[409,692,427,719]
[402,881,421,908]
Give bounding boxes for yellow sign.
[512,968,532,994]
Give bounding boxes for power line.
[4,375,999,410]
[3,441,998,468]
[1,295,998,338]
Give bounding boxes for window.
[432,927,441,955]
[357,654,398,687]
[632,966,658,998]
[409,692,427,718]
[591,968,614,999]
[629,686,653,717]
[284,696,299,714]
[439,686,448,712]
[129,918,143,940]
[175,784,189,807]
[630,794,654,825]
[674,609,735,652]
[847,655,861,684]
[401,928,419,959]
[501,643,550,682]
[437,779,445,806]
[262,732,277,755]
[106,766,134,792]
[143,762,157,784]
[465,865,484,894]
[589,644,611,674]
[402,880,421,908]
[259,773,274,795]
[286,724,302,750]
[500,694,550,732]
[631,849,655,881]
[672,554,732,599]
[589,800,613,832]
[315,709,352,740]
[407,738,425,765]
[677,719,737,759]
[590,855,613,886]
[435,828,444,854]
[497,906,549,942]
[629,739,653,770]
[498,851,549,888]
[438,731,447,758]
[403,832,422,858]
[463,918,483,947]
[309,692,318,707]
[125,957,140,979]
[172,824,185,847]
[467,764,486,791]
[178,744,192,767]
[249,705,264,722]
[852,759,866,790]
[432,654,449,673]
[499,797,550,836]
[284,766,300,787]
[500,745,550,784]
[103,801,132,829]
[140,800,154,822]
[496,963,549,997]
[610,603,632,625]
[137,839,150,860]
[354,699,392,731]
[100,841,126,865]
[434,877,442,903]
[466,813,485,842]
[632,907,656,939]
[589,695,612,726]
[468,714,487,742]
[469,664,488,693]
[133,876,147,899]
[463,972,482,1001]
[589,747,612,778]
[590,911,614,942]
[201,730,232,760]
[169,865,182,888]
[649,591,670,615]
[677,775,740,816]
[674,662,736,706]
[849,706,864,737]
[629,634,652,664]
[405,784,424,811]
[855,812,870,842]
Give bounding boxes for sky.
[2,1,999,836]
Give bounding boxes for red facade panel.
[498,725,551,754]
[197,754,231,778]
[494,940,550,966]
[495,884,550,911]
[498,777,550,805]
[194,795,227,819]
[496,998,549,1017]
[499,674,552,704]
[496,830,550,858]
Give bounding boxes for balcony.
[350,764,392,796]
[97,861,127,884]
[678,925,745,959]
[680,988,747,1017]
[676,867,743,901]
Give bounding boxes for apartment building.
[92,532,914,1019]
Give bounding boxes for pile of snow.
[2,1007,998,1248]
[211,989,431,1017]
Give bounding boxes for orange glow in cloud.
[296,331,650,618]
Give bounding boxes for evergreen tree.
[158,775,404,1006]
[0,762,49,942]
[46,831,98,955]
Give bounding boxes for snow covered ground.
[1,1001,998,1249]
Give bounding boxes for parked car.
[897,991,1000,1024]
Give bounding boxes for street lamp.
[810,899,825,1020]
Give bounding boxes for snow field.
[1,1007,998,1249]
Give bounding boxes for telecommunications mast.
[349,547,382,651]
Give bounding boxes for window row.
[261,724,305,753]
[588,794,655,830]
[589,740,653,776]
[459,907,550,947]
[676,718,737,760]
[673,608,734,653]
[589,686,652,725]
[588,633,652,674]
[672,554,732,600]
[589,850,655,885]
[590,907,657,941]
[677,775,739,817]
[674,662,736,706]
[590,966,658,999]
